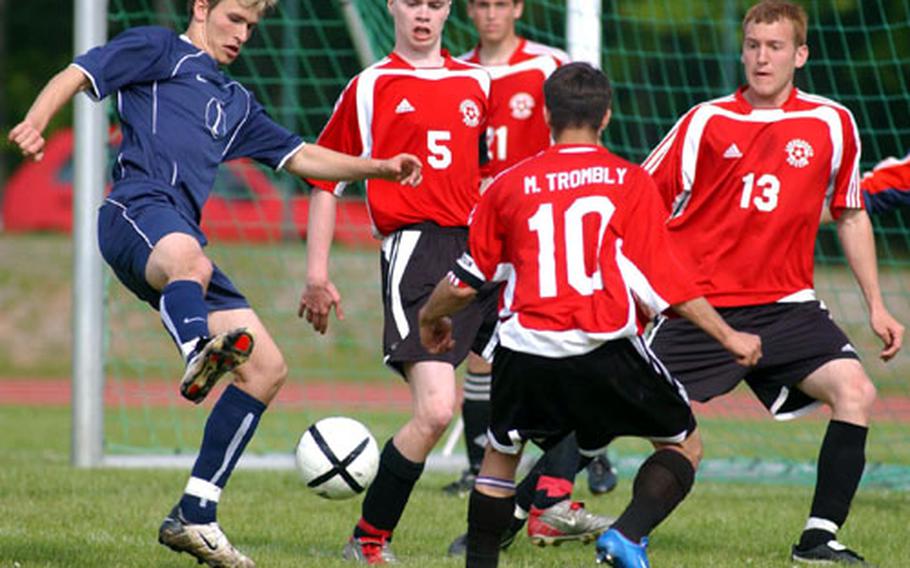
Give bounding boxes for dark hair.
[543,62,612,136]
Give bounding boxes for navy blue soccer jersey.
[73,26,304,222]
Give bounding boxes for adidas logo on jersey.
[395,98,415,114]
[723,143,743,159]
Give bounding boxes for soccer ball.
[295,416,380,500]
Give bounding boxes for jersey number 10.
[528,196,616,298]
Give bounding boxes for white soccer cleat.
[158,506,255,568]
[180,328,254,403]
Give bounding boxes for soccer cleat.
[791,540,874,565]
[158,506,255,568]
[595,528,650,567]
[587,454,619,495]
[441,468,477,498]
[342,535,398,564]
[180,328,254,403]
[445,517,526,556]
[527,500,614,547]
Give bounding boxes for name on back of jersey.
[523,166,629,194]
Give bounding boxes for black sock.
[613,449,695,543]
[463,372,492,473]
[528,434,580,509]
[355,439,424,535]
[798,420,868,549]
[466,490,514,568]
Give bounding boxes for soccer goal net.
[82,0,910,489]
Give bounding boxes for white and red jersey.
[460,38,569,177]
[643,86,862,307]
[453,144,699,357]
[310,51,490,236]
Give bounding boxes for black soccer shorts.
[487,336,697,456]
[379,222,494,378]
[648,301,860,420]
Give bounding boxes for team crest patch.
[785,138,814,168]
[509,92,535,120]
[460,99,481,128]
[205,97,228,139]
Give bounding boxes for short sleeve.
[308,77,365,194]
[641,109,697,212]
[826,106,864,219]
[72,26,179,100]
[612,169,699,311]
[466,180,506,282]
[223,94,305,170]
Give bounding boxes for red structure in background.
[2,128,377,247]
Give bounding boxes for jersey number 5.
[740,172,780,212]
[528,196,616,298]
[427,130,452,169]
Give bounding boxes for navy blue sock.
[179,385,266,523]
[159,280,209,360]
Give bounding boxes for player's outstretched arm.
[418,277,478,354]
[837,208,905,360]
[299,190,344,334]
[285,145,422,186]
[673,297,763,366]
[8,66,90,162]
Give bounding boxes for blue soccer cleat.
[595,528,650,567]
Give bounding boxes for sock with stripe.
[462,372,492,473]
[179,385,266,523]
[467,489,515,568]
[798,420,868,549]
[532,433,580,509]
[159,280,209,360]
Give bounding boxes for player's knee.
[831,373,876,414]
[415,404,454,441]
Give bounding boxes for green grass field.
[2,406,909,567]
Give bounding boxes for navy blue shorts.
[98,197,248,312]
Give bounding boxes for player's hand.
[419,313,455,354]
[378,153,422,186]
[8,119,46,162]
[724,331,762,367]
[298,279,345,334]
[870,307,903,361]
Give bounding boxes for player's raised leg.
[145,233,254,403]
[159,307,287,567]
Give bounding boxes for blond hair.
[743,0,808,46]
[186,0,278,18]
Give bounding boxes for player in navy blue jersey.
[9,1,421,566]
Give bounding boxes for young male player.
[418,62,763,568]
[299,0,492,563]
[642,1,904,564]
[445,0,615,554]
[9,1,420,566]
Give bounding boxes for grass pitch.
[2,405,909,567]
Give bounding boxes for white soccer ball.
[295,416,380,500]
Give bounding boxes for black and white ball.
[295,416,380,500]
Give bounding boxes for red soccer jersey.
[455,144,699,357]
[461,39,569,177]
[643,87,862,307]
[310,51,490,236]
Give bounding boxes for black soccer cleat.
[587,453,618,495]
[791,540,874,566]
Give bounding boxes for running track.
[1,379,909,422]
